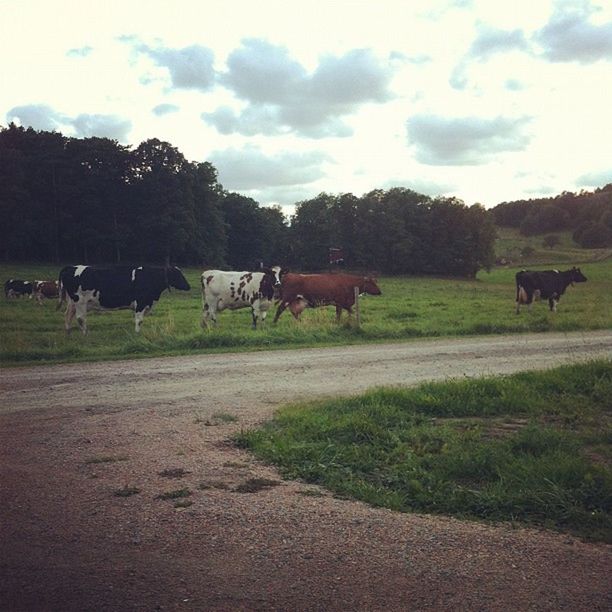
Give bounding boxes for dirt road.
[1,331,611,611]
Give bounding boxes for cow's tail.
[56,279,66,311]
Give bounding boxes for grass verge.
[235,360,612,542]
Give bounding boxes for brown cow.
[33,280,59,304]
[273,273,381,322]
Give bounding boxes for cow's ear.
[260,267,272,275]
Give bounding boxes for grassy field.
[236,360,612,542]
[494,227,612,265]
[1,259,611,365]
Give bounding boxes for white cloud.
[66,45,93,58]
[153,104,180,116]
[71,114,132,140]
[137,43,217,90]
[450,25,529,89]
[468,26,529,60]
[208,146,330,190]
[535,2,612,63]
[6,104,67,132]
[7,104,131,141]
[406,114,532,165]
[576,169,612,187]
[207,39,395,138]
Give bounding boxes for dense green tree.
[129,139,195,264]
[288,189,496,276]
[289,194,333,270]
[492,186,612,246]
[188,161,226,267]
[62,137,131,263]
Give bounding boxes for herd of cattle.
[4,265,587,334]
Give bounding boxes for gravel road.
[1,331,611,611]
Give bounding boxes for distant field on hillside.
[1,259,610,366]
[494,226,612,266]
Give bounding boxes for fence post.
[353,286,361,329]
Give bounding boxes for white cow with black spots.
[201,267,284,329]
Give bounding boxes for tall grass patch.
[236,360,612,541]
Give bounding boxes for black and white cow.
[58,265,190,334]
[4,279,33,298]
[201,267,284,329]
[515,267,587,313]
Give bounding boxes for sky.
[1,0,612,217]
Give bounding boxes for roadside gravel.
[1,331,611,611]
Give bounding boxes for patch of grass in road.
[113,485,141,497]
[235,360,612,542]
[233,478,280,493]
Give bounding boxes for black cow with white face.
[515,267,587,313]
[4,279,33,298]
[58,265,190,334]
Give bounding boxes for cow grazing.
[4,279,33,298]
[201,267,285,329]
[32,280,59,304]
[58,265,190,334]
[273,273,382,322]
[515,267,587,313]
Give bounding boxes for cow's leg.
[549,297,558,312]
[335,305,343,322]
[75,302,88,335]
[516,286,530,314]
[251,308,258,329]
[201,301,210,329]
[134,308,147,332]
[273,301,288,323]
[64,302,76,334]
[209,302,218,326]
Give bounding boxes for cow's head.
[167,266,191,291]
[261,265,287,299]
[362,276,382,296]
[261,265,286,287]
[569,267,587,284]
[259,266,284,300]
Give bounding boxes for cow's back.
[202,270,266,306]
[281,273,360,306]
[60,266,135,308]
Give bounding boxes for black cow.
[57,265,190,334]
[515,267,587,313]
[4,279,33,298]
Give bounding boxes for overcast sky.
[2,0,612,216]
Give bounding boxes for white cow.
[201,267,284,329]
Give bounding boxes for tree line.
[1,123,496,276]
[491,186,612,248]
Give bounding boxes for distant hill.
[490,184,612,249]
[493,226,612,267]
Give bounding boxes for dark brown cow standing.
[273,273,381,322]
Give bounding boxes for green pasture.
[236,360,612,542]
[1,259,611,366]
[494,227,612,265]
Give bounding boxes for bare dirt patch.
[1,331,611,611]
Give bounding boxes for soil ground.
[1,331,611,611]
